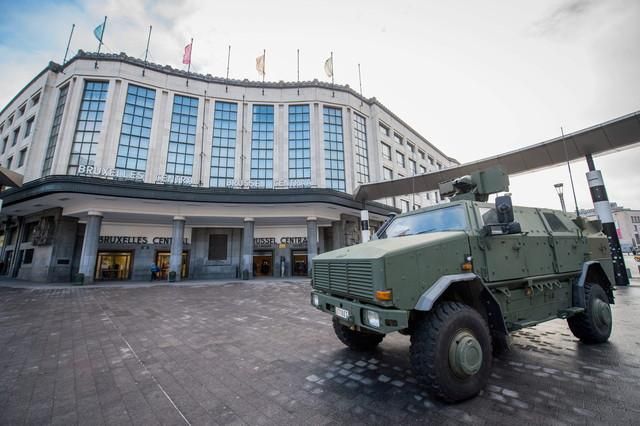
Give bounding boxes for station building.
[0,51,457,282]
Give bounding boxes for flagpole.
[262,49,266,96]
[358,63,363,106]
[297,49,300,96]
[63,24,75,65]
[186,38,193,87]
[95,16,107,69]
[331,51,334,98]
[225,45,231,93]
[142,25,152,77]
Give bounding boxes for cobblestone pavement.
[1,280,639,425]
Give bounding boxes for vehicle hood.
[314,231,468,261]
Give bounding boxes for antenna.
[561,126,580,217]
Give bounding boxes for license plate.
[335,307,350,320]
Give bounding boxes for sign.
[78,165,144,181]
[99,236,189,245]
[77,165,192,186]
[254,236,308,248]
[227,179,311,189]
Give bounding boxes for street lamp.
[554,183,566,213]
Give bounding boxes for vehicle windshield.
[381,204,467,238]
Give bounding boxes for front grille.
[313,261,374,299]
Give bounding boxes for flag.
[324,56,333,78]
[93,23,105,43]
[256,52,265,77]
[182,42,192,65]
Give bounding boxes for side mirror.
[495,195,514,224]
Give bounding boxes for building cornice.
[0,175,399,216]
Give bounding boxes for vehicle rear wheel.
[568,283,612,344]
[332,317,384,351]
[410,302,492,403]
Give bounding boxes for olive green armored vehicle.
[310,168,614,402]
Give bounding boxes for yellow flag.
[256,53,265,77]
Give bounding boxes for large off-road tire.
[568,283,612,344]
[410,302,493,403]
[332,317,384,351]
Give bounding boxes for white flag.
[256,53,265,77]
[324,56,333,78]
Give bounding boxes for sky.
[0,0,639,210]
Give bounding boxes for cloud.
[531,0,597,37]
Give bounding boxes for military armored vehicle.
[310,167,614,402]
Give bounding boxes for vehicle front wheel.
[332,317,384,351]
[410,302,492,403]
[568,282,612,344]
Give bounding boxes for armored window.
[288,104,311,181]
[67,81,109,174]
[18,104,26,117]
[31,92,40,107]
[210,101,238,187]
[543,212,569,232]
[250,104,274,188]
[479,207,498,225]
[208,234,228,261]
[323,106,345,191]
[166,94,198,184]
[115,84,156,175]
[407,142,415,153]
[400,199,410,213]
[42,84,69,175]
[428,156,434,166]
[1,137,7,154]
[419,150,425,160]
[419,165,426,174]
[7,156,13,169]
[353,113,369,184]
[396,151,405,168]
[381,143,391,161]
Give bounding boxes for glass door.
[95,252,132,280]
[291,251,308,276]
[155,251,189,279]
[253,251,273,277]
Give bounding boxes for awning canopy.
[0,167,23,188]
[354,111,640,201]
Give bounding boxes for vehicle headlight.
[363,310,380,328]
[312,294,319,307]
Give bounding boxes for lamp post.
[554,183,566,213]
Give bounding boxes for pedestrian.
[150,262,160,281]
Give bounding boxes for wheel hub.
[593,298,612,329]
[448,330,483,377]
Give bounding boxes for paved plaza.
[1,279,639,425]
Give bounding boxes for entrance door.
[292,251,308,276]
[95,252,133,280]
[155,251,189,280]
[253,251,273,277]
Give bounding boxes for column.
[78,211,102,284]
[169,216,186,282]
[241,218,254,279]
[585,155,629,286]
[307,217,318,276]
[331,220,344,251]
